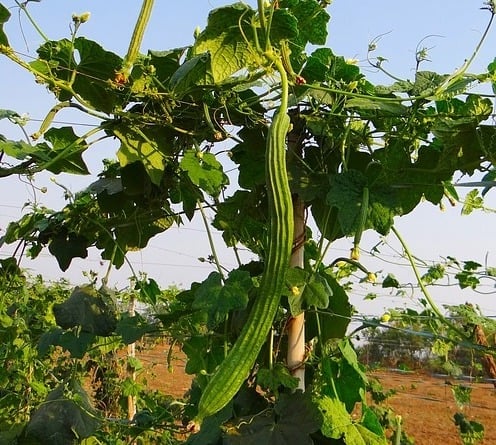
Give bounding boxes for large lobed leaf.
[224,391,322,445]
[31,37,123,113]
[191,3,259,84]
[53,285,117,337]
[23,380,100,444]
[192,269,252,330]
[0,126,89,175]
[0,3,10,46]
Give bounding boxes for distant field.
[370,370,496,445]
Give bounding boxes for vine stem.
[198,200,225,280]
[0,46,99,112]
[102,244,117,288]
[257,0,267,41]
[307,83,433,103]
[15,0,48,42]
[435,8,495,95]
[391,226,469,340]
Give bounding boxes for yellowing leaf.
[114,126,165,185]
[191,4,260,83]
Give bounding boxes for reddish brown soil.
[136,343,496,444]
[136,341,192,398]
[370,370,496,445]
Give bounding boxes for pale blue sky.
[0,1,495,316]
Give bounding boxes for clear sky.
[0,1,495,317]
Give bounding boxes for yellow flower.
[381,312,391,323]
[350,246,360,261]
[291,286,300,297]
[366,272,377,284]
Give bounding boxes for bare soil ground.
[136,343,496,444]
[370,370,496,445]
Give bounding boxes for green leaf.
[48,231,89,271]
[470,126,496,176]
[455,270,480,290]
[437,76,479,101]
[317,395,351,439]
[116,313,156,344]
[52,286,117,336]
[313,273,352,341]
[413,70,447,96]
[480,169,496,197]
[0,127,89,174]
[43,126,90,174]
[127,355,143,371]
[422,263,445,284]
[135,277,161,306]
[38,326,63,356]
[345,97,407,115]
[180,149,229,197]
[289,0,330,46]
[338,339,367,383]
[0,139,39,160]
[487,267,496,277]
[183,335,225,376]
[213,189,268,252]
[172,171,204,220]
[257,363,299,393]
[170,53,214,91]
[317,395,386,444]
[382,273,400,288]
[230,126,267,190]
[454,412,484,445]
[269,9,299,43]
[191,3,259,83]
[114,125,166,185]
[24,381,100,443]
[72,37,123,112]
[192,270,251,329]
[122,377,142,397]
[336,363,366,413]
[303,47,363,85]
[375,80,414,94]
[430,97,489,159]
[451,384,472,409]
[148,48,185,85]
[273,391,323,437]
[318,354,366,414]
[0,3,10,46]
[224,391,322,445]
[327,170,400,236]
[57,330,95,358]
[462,189,484,215]
[360,405,385,438]
[310,199,343,242]
[463,260,482,271]
[0,109,18,120]
[32,38,123,112]
[284,268,332,315]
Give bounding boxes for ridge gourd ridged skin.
[191,102,294,431]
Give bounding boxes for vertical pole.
[287,196,306,390]
[127,295,137,421]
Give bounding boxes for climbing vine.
[0,1,496,443]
